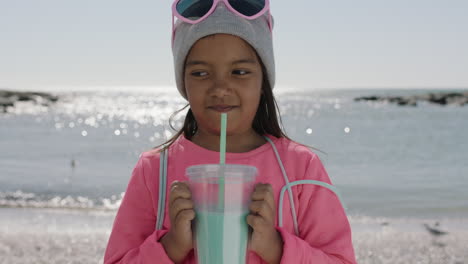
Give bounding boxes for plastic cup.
[187,164,257,264]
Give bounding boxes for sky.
[0,0,467,91]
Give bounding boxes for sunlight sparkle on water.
[55,123,64,130]
[306,128,313,134]
[85,117,97,127]
[344,127,351,133]
[10,91,188,138]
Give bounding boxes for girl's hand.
[160,181,195,263]
[247,183,284,264]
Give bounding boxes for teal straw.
[220,113,227,164]
[218,113,227,211]
[217,113,227,261]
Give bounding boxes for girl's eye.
[233,70,250,75]
[191,71,208,77]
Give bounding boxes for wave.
[0,190,123,211]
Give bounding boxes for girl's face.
[184,34,263,136]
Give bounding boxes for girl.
[104,1,356,263]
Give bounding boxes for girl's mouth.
[209,105,237,113]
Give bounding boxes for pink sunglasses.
[171,0,272,46]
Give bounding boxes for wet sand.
[1,208,467,264]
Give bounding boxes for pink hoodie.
[104,135,356,263]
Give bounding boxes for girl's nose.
[210,78,232,98]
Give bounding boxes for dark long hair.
[155,60,295,151]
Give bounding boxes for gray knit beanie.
[172,2,275,100]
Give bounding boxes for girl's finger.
[251,184,275,210]
[249,200,274,224]
[251,183,273,199]
[171,198,194,219]
[249,200,272,216]
[246,214,267,231]
[169,181,192,204]
[170,181,191,193]
[175,209,196,225]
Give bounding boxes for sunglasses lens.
[228,0,266,16]
[176,0,214,21]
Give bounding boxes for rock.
[392,97,417,106]
[0,89,59,113]
[17,94,32,101]
[0,97,14,113]
[354,96,380,101]
[400,99,417,107]
[426,92,465,105]
[429,93,448,105]
[0,97,14,107]
[354,91,468,107]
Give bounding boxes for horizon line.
[1,85,468,93]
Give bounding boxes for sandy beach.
[1,208,467,264]
[351,216,468,264]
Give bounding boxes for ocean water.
[1,87,468,219]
